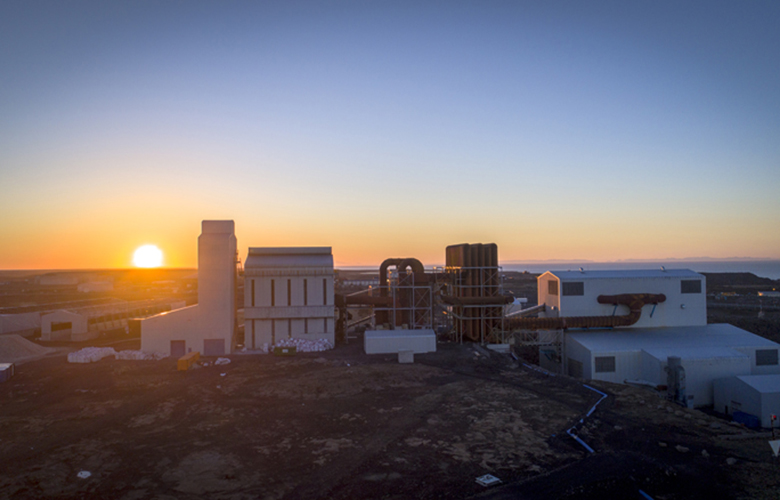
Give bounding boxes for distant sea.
[501,260,780,280]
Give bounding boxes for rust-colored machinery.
[334,242,667,345]
[336,258,433,336]
[442,243,512,342]
[505,293,666,330]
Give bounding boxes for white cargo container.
[714,374,780,428]
[364,329,436,355]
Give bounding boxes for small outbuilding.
[364,329,437,354]
[40,310,92,341]
[714,374,780,428]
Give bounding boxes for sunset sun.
[133,245,163,268]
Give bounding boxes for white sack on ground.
[67,347,116,363]
[274,338,333,353]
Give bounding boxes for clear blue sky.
[1,1,778,268]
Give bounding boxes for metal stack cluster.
[443,243,509,342]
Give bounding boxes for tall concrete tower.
[141,220,237,356]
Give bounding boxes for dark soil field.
[1,340,778,500]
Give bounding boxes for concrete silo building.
[141,220,237,357]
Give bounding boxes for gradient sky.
[1,1,778,268]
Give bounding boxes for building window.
[323,279,327,305]
[271,279,275,307]
[304,279,308,306]
[51,321,72,332]
[287,279,291,306]
[562,282,584,296]
[271,320,275,344]
[595,356,616,373]
[304,318,308,334]
[681,280,701,294]
[324,318,328,333]
[251,280,255,307]
[756,349,779,366]
[288,319,291,337]
[548,280,558,296]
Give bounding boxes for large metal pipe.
[378,257,428,327]
[506,293,666,331]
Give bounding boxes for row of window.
[250,278,328,308]
[547,281,583,296]
[547,280,702,296]
[591,349,778,374]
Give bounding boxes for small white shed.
[714,374,780,428]
[364,329,437,354]
[40,310,90,341]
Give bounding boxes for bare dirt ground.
[1,340,778,500]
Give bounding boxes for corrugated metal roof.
[567,323,779,352]
[735,374,780,393]
[245,247,333,269]
[544,269,703,280]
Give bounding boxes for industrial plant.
[132,220,780,429]
[2,219,780,500]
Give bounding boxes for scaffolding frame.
[340,271,434,344]
[441,265,506,344]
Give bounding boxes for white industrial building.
[244,247,335,348]
[538,269,707,328]
[38,298,186,342]
[565,325,780,407]
[530,269,780,409]
[141,221,237,357]
[714,374,780,428]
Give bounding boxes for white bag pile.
[67,347,116,363]
[274,338,333,353]
[68,347,169,363]
[214,357,231,365]
[114,350,168,361]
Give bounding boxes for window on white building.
[562,282,584,296]
[681,280,701,294]
[756,349,778,366]
[595,356,616,373]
